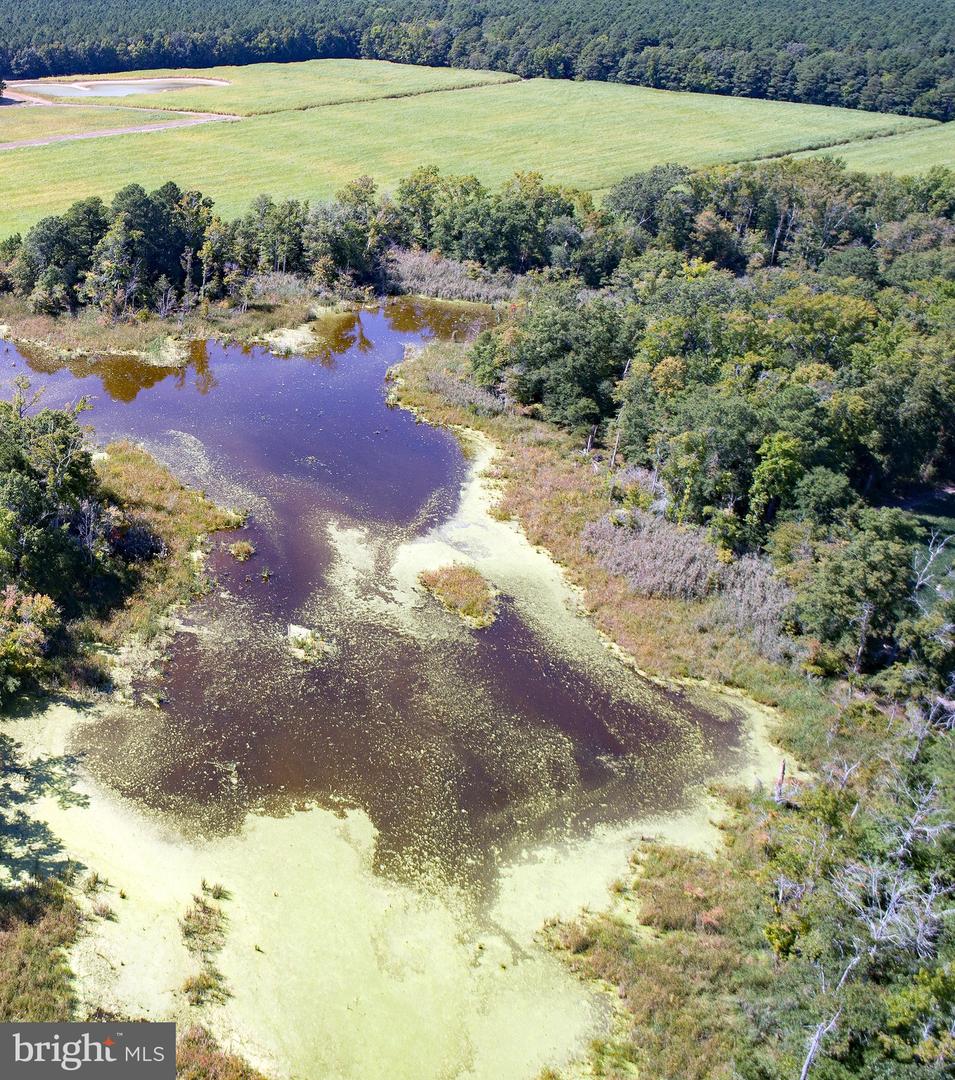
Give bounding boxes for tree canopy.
[3,0,955,118]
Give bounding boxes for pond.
[5,299,747,897]
[10,78,227,99]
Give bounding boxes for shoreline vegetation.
[396,343,832,728]
[0,291,331,365]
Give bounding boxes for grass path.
[0,109,239,150]
[793,119,955,172]
[0,101,233,148]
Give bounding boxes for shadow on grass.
[1,695,92,882]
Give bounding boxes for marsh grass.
[553,840,773,1080]
[180,887,231,1009]
[397,342,834,747]
[181,967,229,1007]
[85,441,240,645]
[0,879,80,1021]
[419,564,499,628]
[201,880,230,901]
[0,294,314,360]
[180,894,227,956]
[81,870,103,894]
[176,1026,268,1079]
[226,541,255,563]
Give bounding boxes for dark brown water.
[3,299,745,894]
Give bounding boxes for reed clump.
[419,564,499,628]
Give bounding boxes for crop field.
[0,104,189,145]
[0,61,941,236]
[19,59,519,116]
[798,121,955,173]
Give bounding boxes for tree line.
[2,0,955,119]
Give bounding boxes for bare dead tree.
[607,354,634,479]
[851,600,875,675]
[773,872,811,908]
[833,861,953,961]
[799,957,860,1080]
[822,757,862,791]
[903,685,955,763]
[157,281,178,319]
[913,531,953,610]
[73,498,107,556]
[773,759,787,803]
[885,781,953,861]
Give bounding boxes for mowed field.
[798,120,955,173]
[20,59,519,116]
[0,104,193,144]
[0,60,942,236]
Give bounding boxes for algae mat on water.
[0,65,937,236]
[0,300,788,1079]
[8,701,601,1080]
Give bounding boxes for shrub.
[227,541,255,563]
[0,586,59,702]
[581,511,721,600]
[387,247,517,304]
[114,520,167,562]
[425,369,506,416]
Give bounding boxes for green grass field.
[0,61,941,237]
[0,105,189,143]
[798,121,955,172]
[21,60,518,116]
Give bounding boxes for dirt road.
[0,86,240,149]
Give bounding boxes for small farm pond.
[5,299,745,895]
[11,78,226,98]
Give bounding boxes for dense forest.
[1,155,953,1074]
[3,0,955,118]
